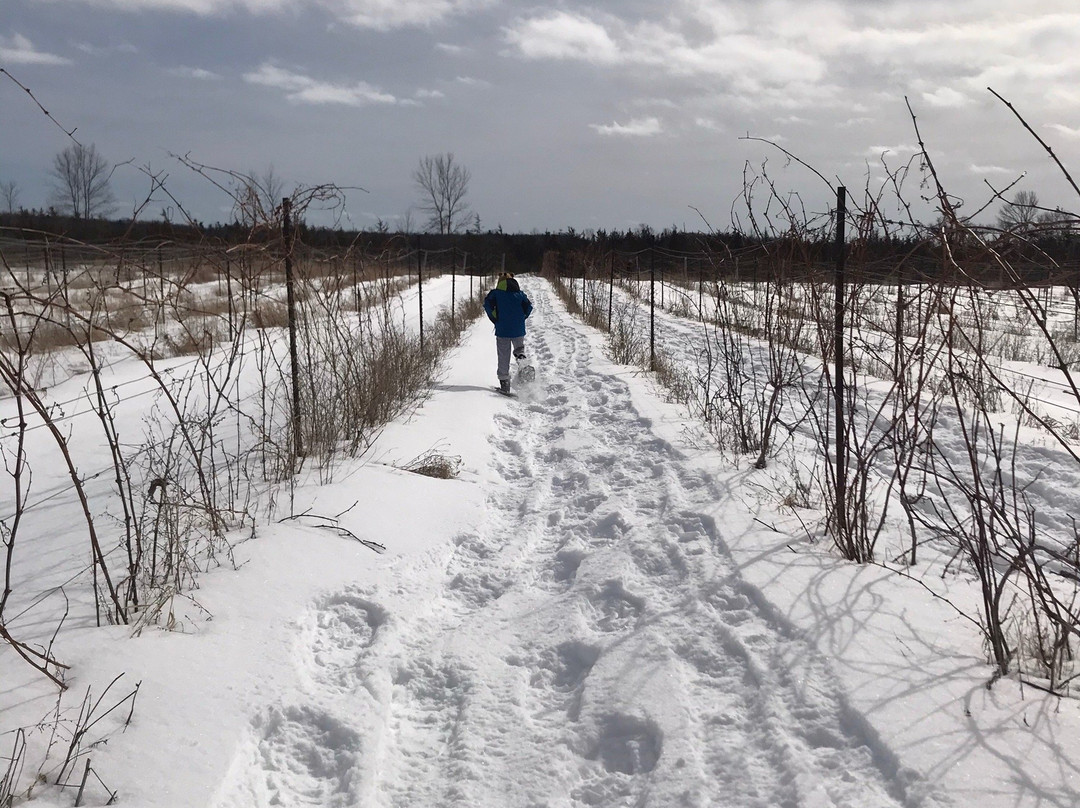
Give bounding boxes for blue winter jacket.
[484,278,533,338]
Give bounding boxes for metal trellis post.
[282,197,304,459]
[650,249,656,371]
[834,186,847,544]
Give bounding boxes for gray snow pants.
[496,336,526,381]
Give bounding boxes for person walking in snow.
[483,272,534,394]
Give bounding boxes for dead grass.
[252,300,290,329]
[399,449,463,479]
[159,325,222,358]
[1,320,112,351]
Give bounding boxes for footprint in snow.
[570,714,664,807]
[524,640,602,722]
[548,547,587,587]
[213,705,361,808]
[586,511,630,542]
[586,580,645,633]
[447,569,511,608]
[586,713,663,775]
[309,593,385,692]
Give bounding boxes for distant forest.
[4,209,1080,284]
[0,209,754,274]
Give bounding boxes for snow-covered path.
[212,282,931,808]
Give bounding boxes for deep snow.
[4,277,1080,807]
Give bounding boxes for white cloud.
[0,33,71,65]
[326,0,493,30]
[19,0,490,27]
[1046,86,1080,107]
[1047,123,1080,139]
[75,40,139,55]
[503,8,826,89]
[969,164,1016,175]
[455,75,490,88]
[499,2,1080,120]
[866,144,918,157]
[695,117,725,132]
[921,87,969,108]
[243,63,396,106]
[436,42,468,55]
[169,66,221,80]
[504,11,621,65]
[590,116,663,137]
[415,88,445,99]
[59,0,291,12]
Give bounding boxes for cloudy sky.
[3,0,1080,233]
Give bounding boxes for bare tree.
[233,165,286,228]
[995,189,1040,233]
[413,153,471,234]
[1036,206,1075,239]
[0,180,19,213]
[49,143,117,219]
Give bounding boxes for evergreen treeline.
[4,210,1080,286]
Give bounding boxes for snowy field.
[3,277,1080,806]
